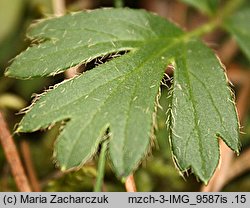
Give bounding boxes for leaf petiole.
[93,140,108,192]
[182,0,244,40]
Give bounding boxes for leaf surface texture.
[6,8,239,182]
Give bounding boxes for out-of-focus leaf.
[0,0,24,43]
[135,170,154,191]
[0,93,26,110]
[224,8,250,61]
[29,0,53,15]
[44,167,96,191]
[180,0,219,15]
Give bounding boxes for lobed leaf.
[171,40,239,183]
[6,8,181,78]
[6,8,240,182]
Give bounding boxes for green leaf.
[6,8,239,182]
[6,9,182,78]
[224,8,250,60]
[180,0,219,15]
[171,40,239,183]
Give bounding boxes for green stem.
[114,0,124,8]
[184,20,218,40]
[218,0,244,19]
[93,140,108,192]
[183,0,244,41]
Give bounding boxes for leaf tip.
[15,126,23,133]
[121,177,127,184]
[203,179,209,186]
[235,148,240,156]
[61,165,67,172]
[4,69,10,77]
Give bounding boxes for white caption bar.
[0,192,249,208]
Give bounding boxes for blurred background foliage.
[0,0,250,191]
